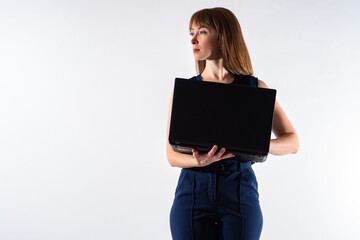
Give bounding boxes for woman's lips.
[193,49,200,53]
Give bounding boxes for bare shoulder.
[257,79,269,88]
[257,78,298,138]
[257,79,299,153]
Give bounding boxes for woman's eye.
[189,31,206,37]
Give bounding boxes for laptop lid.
[168,77,277,162]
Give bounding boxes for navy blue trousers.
[170,160,263,240]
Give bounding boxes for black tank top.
[192,73,259,165]
[193,73,258,87]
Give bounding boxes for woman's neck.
[201,58,234,82]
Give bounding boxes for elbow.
[292,132,300,154]
[167,157,174,167]
[168,160,175,168]
[166,143,176,167]
[292,147,299,154]
[166,152,176,167]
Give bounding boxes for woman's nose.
[190,33,198,43]
[191,35,198,44]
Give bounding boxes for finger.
[208,145,218,156]
[192,149,198,157]
[220,153,235,160]
[215,147,226,158]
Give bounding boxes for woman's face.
[190,23,221,61]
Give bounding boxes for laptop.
[168,77,277,162]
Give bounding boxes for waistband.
[188,159,252,173]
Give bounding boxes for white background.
[1,0,359,239]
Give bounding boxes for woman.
[166,7,299,240]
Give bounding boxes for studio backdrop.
[0,0,359,239]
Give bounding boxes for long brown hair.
[189,7,254,76]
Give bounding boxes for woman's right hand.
[192,145,235,167]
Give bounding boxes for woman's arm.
[258,79,300,156]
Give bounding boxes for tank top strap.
[235,74,258,87]
[250,75,259,87]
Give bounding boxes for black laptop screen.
[169,78,276,154]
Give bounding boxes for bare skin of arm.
[258,79,300,155]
